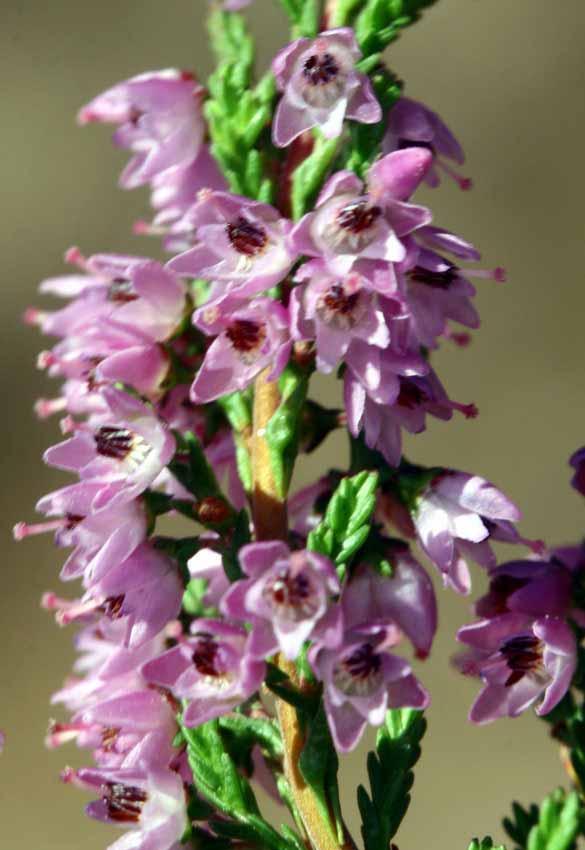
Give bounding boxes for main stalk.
[251,370,351,850]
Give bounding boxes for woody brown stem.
[251,369,353,850]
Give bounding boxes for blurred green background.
[1,1,584,847]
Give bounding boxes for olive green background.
[1,1,584,847]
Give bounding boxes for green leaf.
[358,708,426,850]
[169,431,223,501]
[219,713,284,761]
[221,508,250,582]
[354,0,439,58]
[330,0,366,26]
[278,0,320,37]
[264,662,319,713]
[308,470,378,572]
[265,363,310,499]
[468,840,507,850]
[298,702,344,844]
[291,133,339,220]
[181,715,301,850]
[217,390,253,493]
[205,10,276,200]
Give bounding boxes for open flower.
[142,619,265,727]
[310,625,428,752]
[458,614,576,723]
[290,149,432,276]
[44,388,175,513]
[190,298,291,403]
[222,541,342,660]
[15,485,147,583]
[272,28,381,147]
[291,261,391,373]
[167,191,295,300]
[74,765,187,850]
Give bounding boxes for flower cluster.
[20,3,581,849]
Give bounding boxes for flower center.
[408,265,458,289]
[337,201,382,235]
[303,52,340,86]
[264,569,318,622]
[191,634,221,677]
[102,782,148,823]
[225,319,266,363]
[300,49,348,109]
[107,279,138,303]
[316,283,366,330]
[322,199,383,254]
[226,216,268,257]
[94,426,152,467]
[100,595,126,619]
[396,380,427,409]
[500,634,544,687]
[101,727,120,751]
[334,642,384,697]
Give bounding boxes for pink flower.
[289,150,433,276]
[412,470,521,594]
[142,620,265,727]
[79,69,205,189]
[344,365,466,467]
[458,614,576,723]
[310,624,428,752]
[221,541,342,660]
[190,298,291,403]
[167,191,295,300]
[383,96,472,190]
[290,261,391,373]
[343,546,437,658]
[44,388,175,513]
[272,29,381,147]
[15,484,147,583]
[43,543,183,649]
[570,446,585,497]
[75,765,187,850]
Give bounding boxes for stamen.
[23,307,49,327]
[225,319,266,361]
[94,426,137,461]
[317,282,366,330]
[191,634,221,677]
[334,641,384,697]
[13,519,67,541]
[102,782,148,824]
[436,158,472,191]
[264,569,318,621]
[226,217,268,257]
[303,52,340,86]
[464,266,507,282]
[336,201,382,235]
[107,279,138,304]
[500,634,544,687]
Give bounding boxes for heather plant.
[15,2,585,849]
